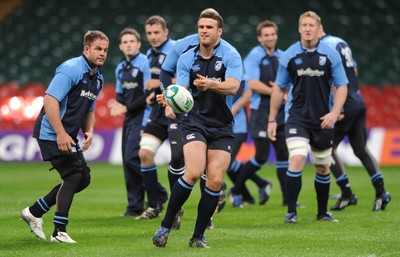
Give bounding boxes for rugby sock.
[29,184,61,218]
[161,178,193,229]
[167,165,185,191]
[286,170,302,213]
[315,173,331,215]
[193,186,219,238]
[227,160,241,183]
[200,174,206,196]
[335,173,353,197]
[371,172,385,197]
[233,157,262,194]
[53,212,68,236]
[276,161,289,203]
[141,164,159,208]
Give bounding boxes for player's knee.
[76,164,91,193]
[139,137,161,162]
[311,148,332,165]
[287,139,309,160]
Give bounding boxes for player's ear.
[218,28,222,36]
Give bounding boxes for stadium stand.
[0,0,399,130]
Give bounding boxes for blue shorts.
[182,117,234,154]
[285,122,333,150]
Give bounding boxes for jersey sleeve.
[275,63,290,89]
[176,54,191,87]
[224,50,243,82]
[244,48,261,81]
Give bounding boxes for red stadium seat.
[0,82,20,98]
[22,82,46,97]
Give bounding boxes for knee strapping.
[311,148,332,165]
[140,136,162,154]
[286,139,309,159]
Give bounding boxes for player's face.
[299,17,320,47]
[84,38,109,67]
[145,23,168,49]
[197,18,222,48]
[258,26,278,51]
[119,34,141,57]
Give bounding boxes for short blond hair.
[83,30,109,47]
[298,11,321,26]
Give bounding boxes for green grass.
[0,162,399,257]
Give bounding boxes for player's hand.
[193,74,211,91]
[267,121,278,141]
[337,113,345,121]
[57,131,76,154]
[82,132,93,152]
[320,112,338,129]
[165,106,176,119]
[156,92,167,107]
[145,79,161,90]
[108,101,127,117]
[146,92,155,105]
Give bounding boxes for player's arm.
[232,88,251,116]
[194,74,239,95]
[248,80,273,95]
[44,94,75,153]
[320,85,348,129]
[81,111,95,151]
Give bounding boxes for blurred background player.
[319,26,391,211]
[136,15,177,219]
[20,30,109,243]
[108,28,152,217]
[268,11,348,223]
[153,8,242,248]
[229,20,288,207]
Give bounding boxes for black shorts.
[37,139,81,161]
[143,121,169,142]
[285,122,333,150]
[334,108,366,135]
[182,117,234,154]
[249,109,285,139]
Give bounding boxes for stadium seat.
[22,82,46,97]
[0,82,20,98]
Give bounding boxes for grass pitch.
[0,162,399,257]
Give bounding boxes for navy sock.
[53,212,68,236]
[193,186,219,238]
[141,164,159,208]
[286,170,302,213]
[30,197,51,218]
[371,172,385,197]
[276,161,289,203]
[233,158,261,194]
[335,173,353,197]
[315,173,331,215]
[161,178,193,229]
[167,165,184,191]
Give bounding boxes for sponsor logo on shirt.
[80,90,97,100]
[122,82,139,89]
[297,68,325,77]
[150,67,161,75]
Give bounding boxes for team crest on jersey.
[215,61,222,71]
[192,64,201,72]
[158,55,166,65]
[262,59,270,66]
[319,56,327,66]
[131,68,139,78]
[295,58,302,65]
[96,79,101,90]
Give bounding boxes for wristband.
[268,120,277,123]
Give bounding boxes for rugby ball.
[165,85,194,113]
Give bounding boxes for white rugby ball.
[165,85,194,113]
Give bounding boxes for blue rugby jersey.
[146,38,176,124]
[33,55,104,141]
[176,42,243,126]
[115,53,152,126]
[275,41,348,128]
[233,80,249,134]
[320,35,366,113]
[244,45,285,124]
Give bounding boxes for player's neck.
[301,38,318,49]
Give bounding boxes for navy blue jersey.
[146,38,176,125]
[244,45,285,124]
[33,55,104,141]
[321,35,366,114]
[176,42,243,126]
[115,53,152,126]
[275,41,348,129]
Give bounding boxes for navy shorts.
[182,117,234,154]
[285,122,333,150]
[249,109,285,139]
[37,139,81,161]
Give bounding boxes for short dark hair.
[83,30,109,47]
[256,20,278,36]
[198,8,223,29]
[119,27,141,43]
[145,15,168,30]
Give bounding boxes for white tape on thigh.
[311,148,332,165]
[139,136,162,153]
[286,139,309,159]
